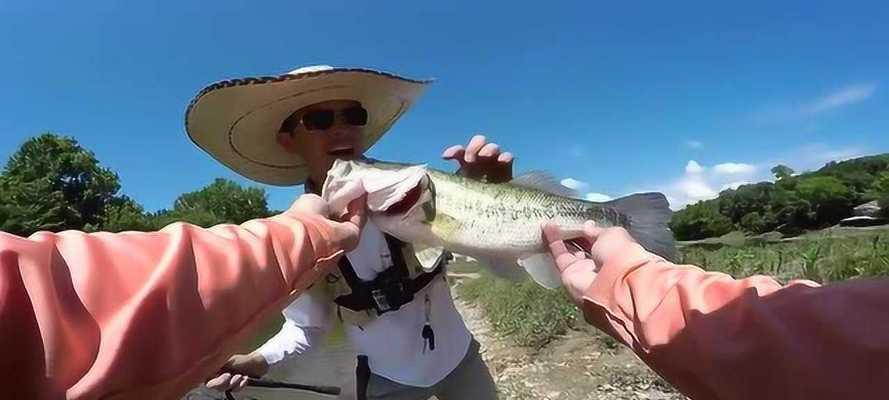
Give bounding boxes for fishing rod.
[224,377,341,399]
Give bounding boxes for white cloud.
[562,178,614,202]
[713,162,756,175]
[644,160,763,210]
[767,143,869,173]
[560,178,589,192]
[720,181,751,191]
[686,140,703,149]
[803,83,878,115]
[628,143,878,211]
[679,178,717,199]
[585,192,613,202]
[751,82,878,124]
[816,148,867,163]
[685,160,704,174]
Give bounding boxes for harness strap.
[333,235,444,314]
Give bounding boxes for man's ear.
[276,131,298,153]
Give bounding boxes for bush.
[879,194,889,218]
[459,271,579,349]
[740,212,766,234]
[670,201,734,240]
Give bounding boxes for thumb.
[541,221,578,273]
[332,194,366,252]
[341,194,367,228]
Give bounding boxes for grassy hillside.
[460,227,889,349]
[669,154,889,241]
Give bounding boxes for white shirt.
[257,222,472,387]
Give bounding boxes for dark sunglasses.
[299,106,368,131]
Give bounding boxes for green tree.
[740,211,766,234]
[153,178,272,228]
[718,183,774,223]
[0,133,121,236]
[775,198,813,234]
[879,194,889,218]
[771,164,794,180]
[796,176,853,226]
[873,172,889,193]
[669,201,734,241]
[88,195,155,232]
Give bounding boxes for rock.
[854,200,882,217]
[839,216,889,227]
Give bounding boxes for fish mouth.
[382,184,422,216]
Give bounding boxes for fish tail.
[604,192,677,261]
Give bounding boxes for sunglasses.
[299,105,368,131]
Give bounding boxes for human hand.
[442,134,513,183]
[542,221,641,305]
[288,193,366,252]
[205,353,269,393]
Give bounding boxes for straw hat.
[185,65,432,185]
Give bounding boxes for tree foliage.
[0,133,273,236]
[671,154,889,240]
[0,133,121,235]
[771,164,794,180]
[669,201,733,240]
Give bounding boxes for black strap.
[404,263,444,294]
[384,234,410,279]
[333,234,444,313]
[356,355,370,400]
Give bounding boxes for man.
[186,65,510,399]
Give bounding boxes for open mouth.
[327,146,355,157]
[383,184,422,216]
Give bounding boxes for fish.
[321,158,676,289]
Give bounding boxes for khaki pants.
[364,339,498,400]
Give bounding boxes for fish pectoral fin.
[517,253,562,290]
[430,213,462,238]
[477,257,527,282]
[414,246,447,271]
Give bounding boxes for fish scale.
[427,170,620,256]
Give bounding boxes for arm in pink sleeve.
[0,210,346,400]
[580,243,889,400]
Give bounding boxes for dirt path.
[185,277,686,400]
[453,284,685,400]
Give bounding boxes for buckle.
[371,288,392,312]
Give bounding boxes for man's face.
[277,100,367,184]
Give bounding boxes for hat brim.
[185,68,432,186]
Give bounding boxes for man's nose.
[328,124,358,137]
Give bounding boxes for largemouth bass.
[322,158,675,289]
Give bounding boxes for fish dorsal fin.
[510,171,578,198]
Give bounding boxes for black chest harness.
[333,234,445,316]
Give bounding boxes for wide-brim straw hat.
[185,65,432,186]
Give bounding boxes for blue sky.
[1,1,887,212]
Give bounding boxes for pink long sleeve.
[580,243,889,400]
[0,210,346,400]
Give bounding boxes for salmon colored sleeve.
[0,210,347,400]
[580,243,889,400]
